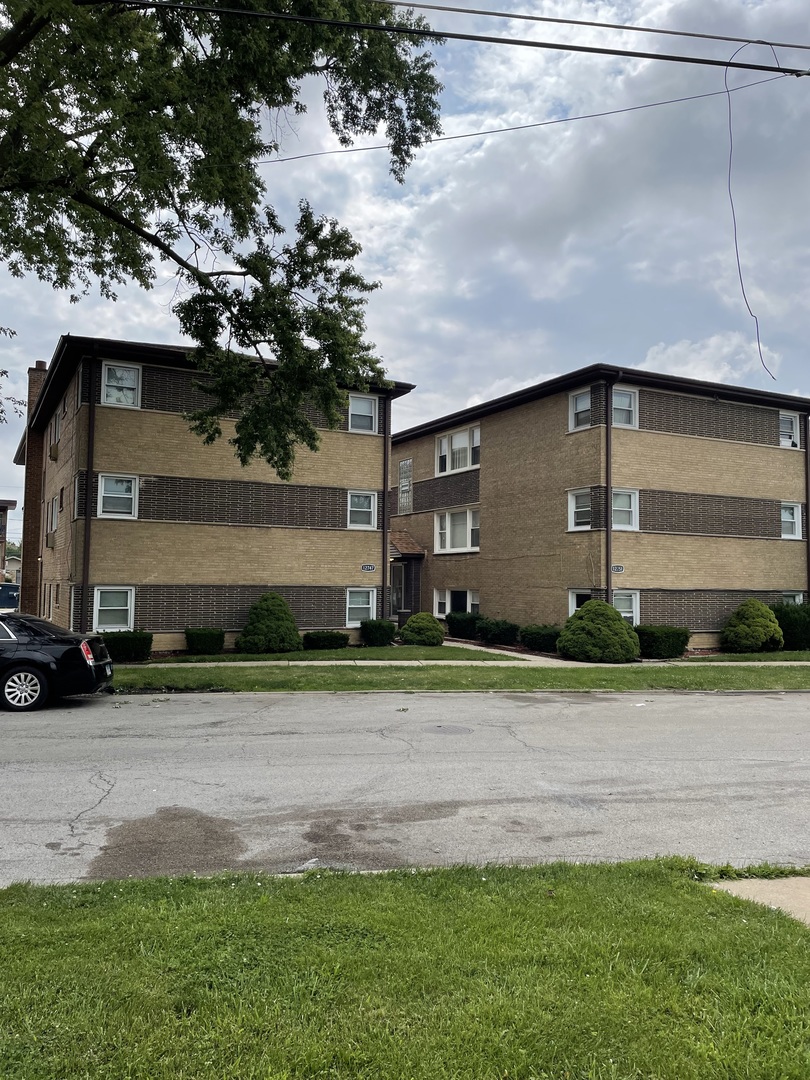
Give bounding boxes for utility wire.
[725,46,776,379]
[263,75,786,167]
[364,0,810,53]
[115,0,810,77]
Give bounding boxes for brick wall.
[639,589,801,631]
[412,470,480,513]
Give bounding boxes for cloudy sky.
[3,0,810,546]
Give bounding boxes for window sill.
[347,524,377,531]
[434,464,481,478]
[434,548,480,555]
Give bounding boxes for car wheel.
[1,667,49,711]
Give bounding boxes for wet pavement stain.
[86,806,247,880]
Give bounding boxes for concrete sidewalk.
[711,878,810,927]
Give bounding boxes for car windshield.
[0,584,20,609]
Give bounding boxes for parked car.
[0,583,20,614]
[0,614,113,711]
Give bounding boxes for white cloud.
[640,331,781,383]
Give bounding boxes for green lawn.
[1,860,807,1080]
[158,645,524,663]
[685,650,810,663]
[113,662,810,693]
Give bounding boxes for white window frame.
[93,586,135,632]
[612,488,639,531]
[348,394,378,434]
[46,495,59,534]
[782,592,804,605]
[779,412,800,449]
[612,385,638,429]
[346,587,376,627]
[568,589,592,615]
[50,410,61,444]
[97,474,139,520]
[347,490,377,530]
[568,489,592,531]
[434,588,480,618]
[781,503,802,540]
[101,361,142,409]
[435,507,480,553]
[613,590,640,624]
[397,458,413,515]
[435,425,481,475]
[569,388,591,431]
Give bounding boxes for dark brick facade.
[71,583,375,632]
[638,490,804,539]
[76,472,383,530]
[89,361,362,431]
[413,470,480,513]
[638,589,801,631]
[637,388,799,447]
[589,383,607,427]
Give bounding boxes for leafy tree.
[0,326,23,423]
[0,0,442,473]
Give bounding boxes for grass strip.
[1,859,808,1080]
[685,650,810,662]
[114,662,810,693]
[157,645,525,664]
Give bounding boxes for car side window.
[0,622,14,641]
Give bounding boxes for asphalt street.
[0,690,807,885]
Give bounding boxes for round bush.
[236,592,302,653]
[400,611,445,646]
[720,598,784,653]
[556,599,640,664]
[360,619,397,647]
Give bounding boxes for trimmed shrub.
[302,630,350,650]
[477,618,520,646]
[360,619,397,647]
[557,599,640,664]
[635,625,690,659]
[445,611,482,640]
[520,624,561,653]
[102,630,153,663]
[770,603,810,651]
[721,598,784,653]
[236,592,303,654]
[185,627,225,655]
[400,611,445,646]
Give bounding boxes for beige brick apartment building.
[389,365,810,647]
[15,336,412,649]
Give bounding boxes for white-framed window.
[436,425,481,474]
[568,489,592,530]
[348,394,377,433]
[569,389,591,431]
[50,410,61,445]
[613,590,639,624]
[435,508,480,552]
[97,474,138,519]
[46,495,59,533]
[781,503,802,539]
[434,588,480,617]
[102,362,142,408]
[780,412,800,449]
[782,592,804,605]
[398,458,413,515]
[346,587,376,627]
[612,386,638,428]
[612,489,638,531]
[569,589,592,615]
[93,586,135,631]
[347,491,377,530]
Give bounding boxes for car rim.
[5,672,42,707]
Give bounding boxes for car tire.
[1,666,49,711]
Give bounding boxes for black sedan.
[0,614,113,711]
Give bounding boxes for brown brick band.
[412,470,480,513]
[72,583,381,633]
[639,589,801,631]
[76,472,383,530]
[638,490,804,538]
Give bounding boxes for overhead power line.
[266,75,787,167]
[364,0,810,53]
[115,1,810,77]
